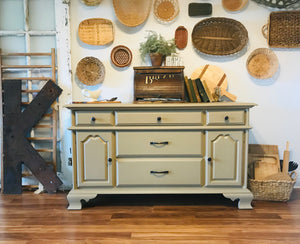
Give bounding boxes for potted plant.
[139,31,176,66]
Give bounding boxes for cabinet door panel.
[76,131,113,187]
[206,131,244,186]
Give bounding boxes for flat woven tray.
[192,17,248,55]
[80,0,102,6]
[113,0,152,27]
[246,48,279,79]
[262,11,300,48]
[175,26,188,49]
[76,57,105,86]
[222,0,248,11]
[154,0,179,23]
[78,18,114,46]
[111,45,132,68]
[252,0,300,9]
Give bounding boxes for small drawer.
[115,111,203,125]
[116,158,203,186]
[207,110,245,125]
[116,131,203,156]
[75,111,114,126]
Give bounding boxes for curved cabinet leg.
[223,192,253,209]
[67,190,98,210]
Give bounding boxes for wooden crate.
[134,66,185,101]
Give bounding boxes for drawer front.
[207,110,245,125]
[116,158,203,186]
[116,131,203,156]
[115,111,203,125]
[75,111,114,126]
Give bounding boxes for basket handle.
[261,24,268,39]
[289,171,297,180]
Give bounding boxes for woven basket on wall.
[111,45,132,68]
[78,18,114,46]
[192,17,248,55]
[80,0,102,6]
[246,48,279,79]
[76,57,105,86]
[154,0,179,24]
[262,11,300,48]
[252,0,300,9]
[112,0,152,27]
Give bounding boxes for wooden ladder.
[0,48,58,184]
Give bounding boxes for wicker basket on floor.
[249,171,297,201]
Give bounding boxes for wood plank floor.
[1,189,300,243]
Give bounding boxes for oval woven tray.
[175,26,188,49]
[80,0,102,6]
[78,18,114,46]
[154,0,179,24]
[111,45,132,68]
[246,48,279,79]
[222,0,248,11]
[76,57,105,86]
[113,0,152,27]
[192,17,248,55]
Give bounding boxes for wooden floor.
[1,189,300,243]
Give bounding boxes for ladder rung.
[36,149,54,152]
[2,77,53,80]
[34,124,53,128]
[22,89,41,93]
[1,52,51,56]
[28,137,54,141]
[1,65,53,69]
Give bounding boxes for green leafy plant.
[139,31,176,61]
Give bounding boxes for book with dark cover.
[192,79,202,102]
[184,76,193,102]
[195,78,210,102]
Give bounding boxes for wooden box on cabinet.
[133,66,185,101]
[66,102,256,210]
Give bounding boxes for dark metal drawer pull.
[150,141,169,145]
[150,170,169,174]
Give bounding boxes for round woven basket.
[111,45,132,68]
[246,48,279,79]
[80,0,102,6]
[78,18,114,46]
[76,57,105,86]
[154,0,179,23]
[222,0,248,11]
[113,0,152,27]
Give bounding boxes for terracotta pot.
[149,53,164,66]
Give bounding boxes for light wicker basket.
[154,0,179,24]
[262,11,300,48]
[78,18,114,46]
[80,0,102,6]
[246,48,279,79]
[112,0,152,27]
[249,171,297,201]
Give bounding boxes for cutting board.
[190,65,237,101]
[248,144,280,180]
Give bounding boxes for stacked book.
[184,76,214,103]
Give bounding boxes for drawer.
[116,131,203,156]
[116,158,203,186]
[75,111,114,126]
[206,110,245,125]
[115,111,203,125]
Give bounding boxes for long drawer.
[116,131,203,156]
[115,111,203,125]
[75,111,114,126]
[116,158,203,186]
[206,110,245,125]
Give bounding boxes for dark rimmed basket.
[249,171,297,201]
[192,17,248,55]
[252,0,300,9]
[111,45,132,68]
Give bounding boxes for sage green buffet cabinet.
[66,102,256,209]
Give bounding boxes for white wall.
[68,0,300,186]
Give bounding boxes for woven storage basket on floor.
[246,48,279,79]
[154,0,179,24]
[113,0,152,27]
[80,0,102,6]
[192,17,248,55]
[249,171,297,201]
[262,11,300,48]
[76,57,105,86]
[78,18,114,46]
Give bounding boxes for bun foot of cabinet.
[67,190,98,210]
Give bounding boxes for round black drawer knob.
[91,117,96,122]
[157,116,162,122]
[208,157,212,162]
[224,116,229,121]
[108,158,112,162]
